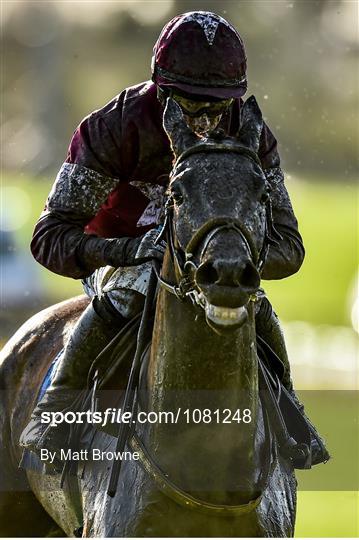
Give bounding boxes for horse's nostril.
[196,261,219,285]
[241,262,260,290]
[196,259,260,292]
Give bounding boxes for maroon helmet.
[152,11,247,99]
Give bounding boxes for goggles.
[171,92,234,118]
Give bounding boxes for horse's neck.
[148,288,258,401]
[140,259,260,500]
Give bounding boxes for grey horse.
[0,97,296,537]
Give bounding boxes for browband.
[174,143,262,170]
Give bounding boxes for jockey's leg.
[19,264,150,455]
[255,296,330,466]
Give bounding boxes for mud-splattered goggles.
[171,92,234,118]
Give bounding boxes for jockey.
[20,11,329,465]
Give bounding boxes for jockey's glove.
[133,228,167,263]
[78,228,166,273]
[105,229,166,267]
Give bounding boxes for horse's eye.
[171,188,184,206]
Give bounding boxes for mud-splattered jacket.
[31,81,304,280]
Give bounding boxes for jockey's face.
[184,113,223,137]
[170,90,234,136]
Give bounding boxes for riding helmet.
[151,11,248,99]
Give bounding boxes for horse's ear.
[163,97,198,158]
[238,95,263,153]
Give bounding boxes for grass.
[264,176,357,327]
[296,491,358,537]
[294,390,358,537]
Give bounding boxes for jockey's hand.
[104,229,166,267]
[135,228,167,263]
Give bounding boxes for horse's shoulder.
[0,295,89,385]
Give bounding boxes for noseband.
[155,142,282,305]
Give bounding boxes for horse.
[0,97,297,537]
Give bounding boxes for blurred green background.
[1,0,358,537]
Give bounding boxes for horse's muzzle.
[195,258,260,309]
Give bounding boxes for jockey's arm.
[30,166,120,279]
[258,122,305,280]
[31,203,161,279]
[30,93,162,279]
[31,96,122,279]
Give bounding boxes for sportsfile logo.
[41,407,252,427]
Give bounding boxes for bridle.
[154,142,283,306]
